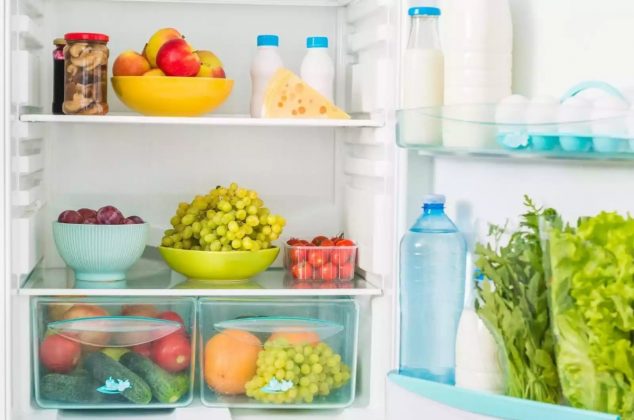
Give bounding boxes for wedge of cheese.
[262,69,350,119]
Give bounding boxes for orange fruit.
[268,331,321,346]
[204,329,261,395]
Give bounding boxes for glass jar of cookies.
[63,33,109,115]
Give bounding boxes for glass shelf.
[397,106,634,161]
[19,258,381,297]
[20,113,382,128]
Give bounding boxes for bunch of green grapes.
[244,339,351,404]
[161,183,286,251]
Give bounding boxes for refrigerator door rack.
[397,105,634,159]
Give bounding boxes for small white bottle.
[300,37,334,101]
[401,6,444,146]
[250,34,284,118]
[455,276,504,393]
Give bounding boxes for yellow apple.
[143,68,165,76]
[144,28,182,68]
[195,50,226,78]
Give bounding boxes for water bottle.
[399,194,466,384]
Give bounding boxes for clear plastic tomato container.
[284,243,357,282]
[32,297,195,409]
[198,298,358,408]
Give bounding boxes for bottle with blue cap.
[399,193,466,384]
[250,34,284,117]
[401,6,444,146]
[300,36,334,101]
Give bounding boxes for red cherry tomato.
[307,249,328,267]
[330,249,346,265]
[158,311,186,336]
[150,334,191,373]
[338,262,354,279]
[319,239,335,247]
[287,238,301,246]
[331,239,355,264]
[311,235,329,246]
[319,262,338,281]
[290,246,308,264]
[291,262,313,280]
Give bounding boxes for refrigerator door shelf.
[386,371,618,420]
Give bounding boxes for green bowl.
[52,222,148,282]
[159,246,279,281]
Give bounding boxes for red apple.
[144,28,183,68]
[156,39,200,77]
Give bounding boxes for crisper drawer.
[198,298,358,409]
[31,297,196,409]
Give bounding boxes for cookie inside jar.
[62,33,109,116]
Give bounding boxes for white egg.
[558,96,592,123]
[526,95,559,133]
[495,95,528,124]
[592,95,629,137]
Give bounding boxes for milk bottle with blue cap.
[250,34,284,117]
[300,36,335,101]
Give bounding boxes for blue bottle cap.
[257,34,279,47]
[408,7,441,16]
[423,194,446,205]
[307,36,328,48]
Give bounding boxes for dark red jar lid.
[64,33,109,42]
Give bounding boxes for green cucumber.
[119,352,189,404]
[84,351,152,404]
[40,373,104,404]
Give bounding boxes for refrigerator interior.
[7,0,399,418]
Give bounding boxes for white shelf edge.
[79,0,352,6]
[19,113,384,128]
[17,286,382,297]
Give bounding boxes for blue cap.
[257,35,279,47]
[423,194,445,205]
[409,7,441,16]
[307,36,328,48]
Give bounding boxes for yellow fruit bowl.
[158,246,279,281]
[111,76,234,117]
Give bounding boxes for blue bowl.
[52,222,148,281]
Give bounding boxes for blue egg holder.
[498,81,633,154]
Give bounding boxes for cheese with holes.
[262,69,350,119]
